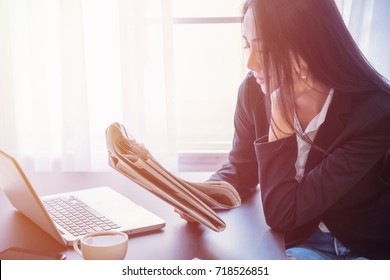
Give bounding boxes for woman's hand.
[268,90,294,142]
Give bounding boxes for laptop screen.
[0,150,66,246]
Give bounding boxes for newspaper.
[105,122,241,232]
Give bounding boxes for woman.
[209,0,390,259]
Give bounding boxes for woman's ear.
[289,51,316,92]
[290,52,309,79]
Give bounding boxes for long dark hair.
[242,0,390,138]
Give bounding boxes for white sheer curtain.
[0,0,389,172]
[0,0,177,171]
[337,0,390,79]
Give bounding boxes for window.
[0,0,388,172]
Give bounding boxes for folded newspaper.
[105,122,241,232]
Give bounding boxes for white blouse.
[294,88,334,232]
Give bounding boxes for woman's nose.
[247,49,262,72]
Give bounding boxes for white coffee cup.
[73,231,128,260]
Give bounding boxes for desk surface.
[0,171,285,260]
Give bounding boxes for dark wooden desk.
[0,171,285,260]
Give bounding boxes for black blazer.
[210,72,390,259]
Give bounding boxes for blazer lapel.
[305,92,352,174]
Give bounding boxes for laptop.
[0,149,165,246]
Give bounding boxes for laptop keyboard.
[43,196,120,237]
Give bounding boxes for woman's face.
[242,8,278,94]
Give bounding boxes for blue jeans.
[285,228,368,260]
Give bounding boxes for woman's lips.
[256,78,265,85]
[253,73,266,85]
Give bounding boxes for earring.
[300,73,307,80]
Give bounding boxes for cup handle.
[73,239,83,258]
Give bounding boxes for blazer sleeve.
[256,101,390,232]
[209,73,267,198]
